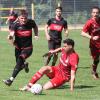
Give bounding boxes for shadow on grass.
[79,66,90,69]
[10,89,46,95]
[57,84,96,90]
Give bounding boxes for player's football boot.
[19,85,30,91]
[3,79,13,86]
[24,62,29,73]
[92,72,99,80]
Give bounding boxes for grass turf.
[0,30,100,100]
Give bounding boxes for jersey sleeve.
[70,54,79,71]
[47,19,51,25]
[82,20,91,33]
[31,20,37,28]
[63,20,68,29]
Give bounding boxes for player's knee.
[39,66,51,74]
[17,56,25,67]
[43,81,53,90]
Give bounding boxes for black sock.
[11,57,24,79]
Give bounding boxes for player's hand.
[7,35,13,40]
[49,50,54,54]
[34,36,39,40]
[92,36,99,40]
[6,21,8,24]
[46,35,51,41]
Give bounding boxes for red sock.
[29,71,43,84]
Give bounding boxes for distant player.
[44,6,68,66]
[3,10,39,86]
[6,7,18,29]
[20,39,79,92]
[81,6,100,79]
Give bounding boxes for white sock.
[10,77,14,81]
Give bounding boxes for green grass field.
[0,30,100,100]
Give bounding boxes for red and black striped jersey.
[10,19,38,49]
[47,17,67,40]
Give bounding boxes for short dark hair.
[92,6,100,13]
[56,6,62,11]
[63,38,75,47]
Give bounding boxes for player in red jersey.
[3,10,39,86]
[44,6,68,66]
[20,39,79,92]
[81,6,100,79]
[6,7,18,29]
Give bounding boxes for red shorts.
[90,47,100,59]
[46,66,69,88]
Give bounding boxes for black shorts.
[48,40,61,50]
[15,48,33,62]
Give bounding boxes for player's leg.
[3,48,33,86]
[21,48,33,73]
[44,40,54,66]
[43,81,53,90]
[20,66,52,91]
[51,40,61,66]
[91,48,100,79]
[15,48,21,62]
[43,69,66,90]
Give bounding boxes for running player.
[81,6,100,79]
[3,10,39,86]
[44,6,68,66]
[20,38,79,91]
[6,7,18,29]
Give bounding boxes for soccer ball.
[30,84,43,95]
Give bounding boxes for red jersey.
[57,48,79,80]
[82,18,100,49]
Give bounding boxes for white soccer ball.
[30,84,43,95]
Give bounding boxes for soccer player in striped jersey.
[3,10,39,86]
[44,6,68,66]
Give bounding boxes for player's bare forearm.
[7,36,15,46]
[81,31,99,40]
[64,28,69,37]
[81,31,91,39]
[49,47,62,54]
[70,70,76,92]
[45,24,50,40]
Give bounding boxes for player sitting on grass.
[20,38,79,92]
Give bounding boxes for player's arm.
[33,23,39,40]
[70,66,77,92]
[45,24,50,40]
[64,28,68,37]
[49,47,62,54]
[70,54,79,91]
[5,17,9,24]
[7,30,15,46]
[81,20,99,40]
[63,20,68,38]
[81,31,99,40]
[81,31,92,39]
